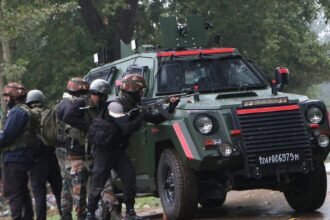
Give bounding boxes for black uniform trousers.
[30,148,62,220]
[3,162,34,220]
[87,146,136,213]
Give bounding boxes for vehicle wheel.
[284,162,327,212]
[199,193,227,208]
[157,148,199,219]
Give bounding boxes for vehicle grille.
[236,106,312,171]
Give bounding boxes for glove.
[168,98,180,113]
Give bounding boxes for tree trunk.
[0,0,10,113]
[78,0,139,61]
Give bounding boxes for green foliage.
[0,2,77,39]
[1,58,28,81]
[0,0,79,100]
[161,0,330,90]
[99,0,128,16]
[1,0,330,102]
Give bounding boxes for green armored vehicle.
[84,16,330,219]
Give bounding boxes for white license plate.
[258,152,301,165]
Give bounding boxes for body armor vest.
[2,104,38,152]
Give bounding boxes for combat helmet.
[67,77,90,93]
[90,79,111,95]
[120,74,146,93]
[26,90,46,104]
[2,82,27,100]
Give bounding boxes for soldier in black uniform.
[0,82,36,220]
[86,74,179,220]
[27,90,62,220]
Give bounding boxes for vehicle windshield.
[157,57,266,94]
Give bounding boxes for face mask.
[128,92,142,103]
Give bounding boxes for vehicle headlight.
[317,134,329,148]
[218,143,233,157]
[194,114,216,135]
[307,107,323,124]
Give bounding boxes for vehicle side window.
[134,57,154,72]
[85,70,110,83]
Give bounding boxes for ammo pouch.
[87,107,118,148]
[69,127,86,146]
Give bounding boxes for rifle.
[127,91,197,119]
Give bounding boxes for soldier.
[26,90,62,220]
[60,78,110,220]
[0,82,36,220]
[56,77,90,220]
[86,74,179,220]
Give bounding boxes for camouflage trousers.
[102,178,120,210]
[70,157,90,218]
[56,148,73,217]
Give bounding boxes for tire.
[157,148,199,220]
[199,193,227,208]
[284,162,327,212]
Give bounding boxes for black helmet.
[90,79,111,95]
[26,90,46,104]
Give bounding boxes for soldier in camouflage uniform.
[56,78,90,220]
[55,147,73,220]
[99,178,122,220]
[58,78,108,220]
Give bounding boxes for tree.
[164,0,330,90]
[0,0,80,102]
[0,0,11,112]
[1,0,330,105]
[77,0,139,60]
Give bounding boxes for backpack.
[38,105,59,147]
[87,106,118,148]
[15,104,41,148]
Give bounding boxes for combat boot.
[61,212,73,220]
[124,209,145,220]
[85,212,96,220]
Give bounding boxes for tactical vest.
[2,104,38,152]
[107,99,135,149]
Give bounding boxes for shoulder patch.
[108,101,125,118]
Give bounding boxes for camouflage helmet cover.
[90,79,111,95]
[2,82,27,98]
[67,77,89,92]
[120,74,146,93]
[26,89,46,104]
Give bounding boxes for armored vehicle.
[84,16,330,219]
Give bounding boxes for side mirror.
[274,67,289,92]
